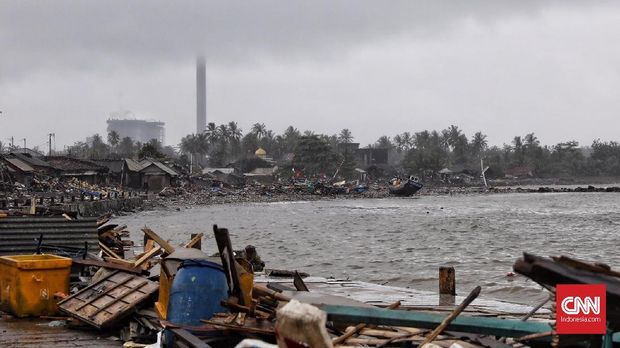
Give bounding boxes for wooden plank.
[134,245,161,268]
[58,271,120,307]
[99,241,122,259]
[75,274,134,311]
[201,319,275,335]
[144,238,155,253]
[293,271,309,291]
[320,304,552,339]
[213,225,244,305]
[72,258,143,274]
[552,255,620,278]
[184,233,203,249]
[332,301,400,345]
[420,286,481,346]
[58,271,159,329]
[170,328,212,348]
[104,256,138,268]
[142,227,175,253]
[88,279,148,318]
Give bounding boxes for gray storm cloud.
[1,1,620,149]
[1,1,571,79]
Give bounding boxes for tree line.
[9,122,620,179]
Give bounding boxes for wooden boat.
[388,177,423,196]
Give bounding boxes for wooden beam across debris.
[320,304,553,339]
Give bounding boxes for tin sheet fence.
[0,216,99,256]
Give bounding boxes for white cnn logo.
[561,296,601,315]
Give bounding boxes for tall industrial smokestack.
[196,57,207,134]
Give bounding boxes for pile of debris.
[1,213,618,347]
[157,176,382,207]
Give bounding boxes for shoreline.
[145,182,620,211]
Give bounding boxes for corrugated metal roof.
[151,161,178,176]
[125,159,177,176]
[0,216,100,256]
[125,158,145,172]
[203,167,235,174]
[5,158,34,172]
[45,156,108,173]
[11,152,52,168]
[93,159,124,173]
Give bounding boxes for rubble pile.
[157,174,386,207]
[1,212,618,347]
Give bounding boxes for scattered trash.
[47,320,66,327]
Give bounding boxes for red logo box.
[556,284,606,334]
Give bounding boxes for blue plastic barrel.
[166,259,229,325]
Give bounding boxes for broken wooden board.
[72,258,144,274]
[142,227,175,254]
[58,270,159,329]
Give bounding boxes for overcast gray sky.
[1,1,620,151]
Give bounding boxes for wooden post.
[190,233,202,250]
[439,266,456,296]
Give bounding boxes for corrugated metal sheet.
[5,158,34,172]
[125,158,145,172]
[151,161,178,176]
[0,216,99,256]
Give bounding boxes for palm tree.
[118,137,134,157]
[338,129,354,144]
[524,133,539,147]
[401,132,413,150]
[471,131,488,156]
[89,134,109,159]
[107,130,120,148]
[227,121,243,158]
[251,123,267,139]
[282,126,300,153]
[512,136,524,165]
[447,125,463,150]
[217,124,230,142]
[375,136,393,149]
[228,121,242,142]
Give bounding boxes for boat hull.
[389,180,423,196]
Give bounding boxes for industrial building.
[106,118,165,144]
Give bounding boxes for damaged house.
[0,155,35,186]
[93,159,125,183]
[123,159,178,191]
[10,152,54,176]
[45,156,109,185]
